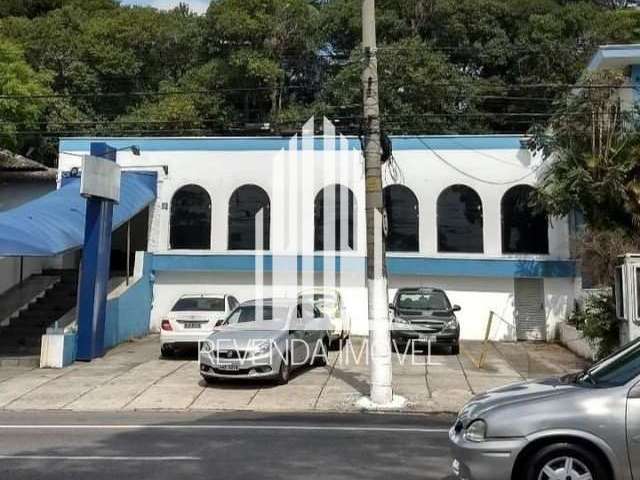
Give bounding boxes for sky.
[121,0,210,14]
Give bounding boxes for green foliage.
[205,0,320,120]
[321,36,483,133]
[0,39,50,150]
[1,0,640,164]
[117,67,230,134]
[531,70,640,232]
[0,0,63,19]
[570,292,620,359]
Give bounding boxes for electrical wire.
[0,83,632,101]
[415,137,544,186]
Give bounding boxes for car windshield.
[172,297,225,312]
[396,291,450,311]
[578,338,640,387]
[224,305,291,325]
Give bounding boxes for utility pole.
[362,0,393,405]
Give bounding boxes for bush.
[570,292,620,360]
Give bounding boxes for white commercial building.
[58,133,577,341]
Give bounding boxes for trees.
[0,0,63,19]
[0,40,50,150]
[0,0,638,162]
[532,70,640,232]
[320,36,482,134]
[531,69,640,290]
[204,0,321,122]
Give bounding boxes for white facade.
[58,135,577,340]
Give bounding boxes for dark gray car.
[390,287,461,354]
[449,337,640,480]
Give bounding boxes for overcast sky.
[121,0,209,14]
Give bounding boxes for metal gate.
[514,278,546,341]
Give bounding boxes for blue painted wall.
[387,256,576,278]
[103,253,153,350]
[63,333,78,367]
[150,254,366,274]
[60,135,525,153]
[147,253,576,279]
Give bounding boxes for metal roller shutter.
[514,278,546,341]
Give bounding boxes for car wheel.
[314,337,329,367]
[526,443,607,480]
[276,354,291,385]
[451,344,460,355]
[161,345,174,358]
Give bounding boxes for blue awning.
[0,172,157,257]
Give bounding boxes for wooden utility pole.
[362,0,393,405]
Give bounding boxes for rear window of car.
[172,298,225,312]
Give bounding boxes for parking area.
[0,335,589,413]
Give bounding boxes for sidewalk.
[0,335,588,414]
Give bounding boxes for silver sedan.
[450,337,640,480]
[199,299,330,385]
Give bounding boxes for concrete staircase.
[0,270,78,366]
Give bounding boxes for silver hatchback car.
[450,337,640,480]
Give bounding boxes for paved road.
[0,412,455,480]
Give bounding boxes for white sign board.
[80,155,121,202]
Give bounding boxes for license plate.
[217,364,239,371]
[184,322,201,329]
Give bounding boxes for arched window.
[501,185,548,254]
[437,185,484,253]
[170,185,211,250]
[314,185,357,251]
[383,185,419,252]
[228,185,270,250]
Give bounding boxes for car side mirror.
[388,303,395,311]
[215,319,225,327]
[452,305,461,312]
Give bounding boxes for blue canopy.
[0,172,157,257]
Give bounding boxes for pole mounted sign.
[80,154,121,202]
[76,143,119,361]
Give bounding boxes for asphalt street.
[0,411,455,480]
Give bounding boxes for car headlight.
[464,420,487,442]
[200,341,212,353]
[443,319,459,331]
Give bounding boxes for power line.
[0,82,633,102]
[0,110,614,133]
[416,137,545,185]
[0,86,313,100]
[0,113,573,129]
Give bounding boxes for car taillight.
[161,320,173,331]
